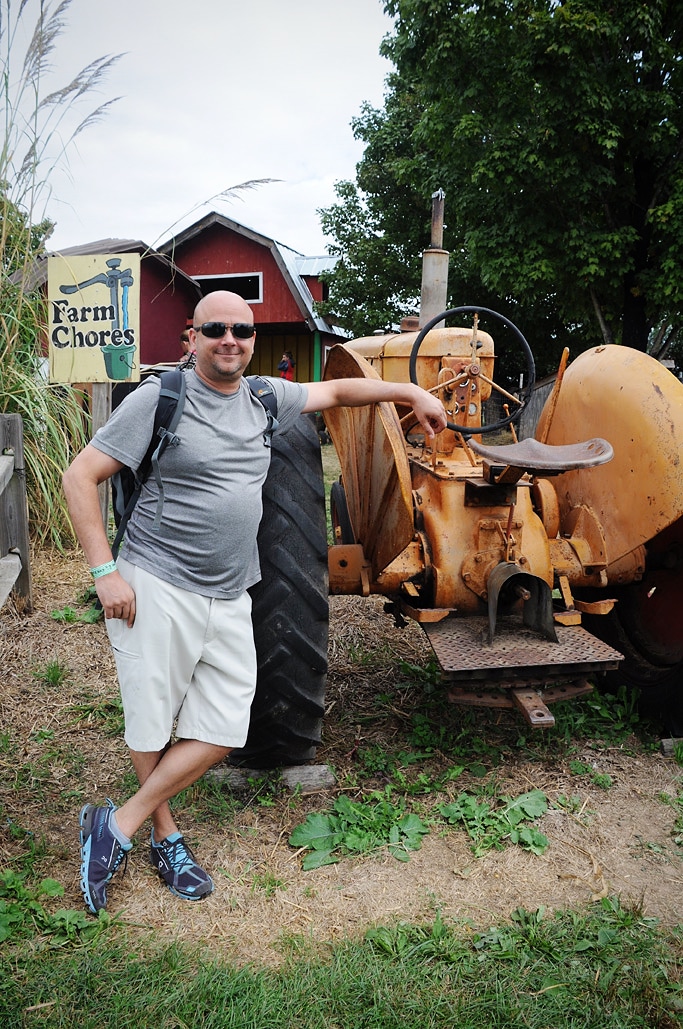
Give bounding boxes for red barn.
[158,212,347,380]
[36,216,346,379]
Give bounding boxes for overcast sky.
[40,0,394,256]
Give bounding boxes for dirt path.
[1,553,681,965]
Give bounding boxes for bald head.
[194,291,253,325]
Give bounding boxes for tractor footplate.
[447,681,594,728]
[423,614,622,684]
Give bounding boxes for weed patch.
[32,659,71,688]
[289,790,430,869]
[0,869,110,948]
[438,788,549,856]
[69,694,125,737]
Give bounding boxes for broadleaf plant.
[289,791,430,870]
[439,788,549,857]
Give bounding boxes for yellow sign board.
[48,253,141,383]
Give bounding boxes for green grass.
[68,694,125,737]
[321,441,341,543]
[32,659,71,688]
[0,897,680,1028]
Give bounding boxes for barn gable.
[159,212,346,379]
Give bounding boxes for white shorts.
[105,558,257,752]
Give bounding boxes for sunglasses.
[194,321,255,340]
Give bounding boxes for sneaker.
[79,799,132,914]
[150,831,214,900]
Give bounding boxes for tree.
[320,1,683,370]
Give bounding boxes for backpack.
[110,369,279,559]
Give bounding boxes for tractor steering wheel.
[408,306,536,435]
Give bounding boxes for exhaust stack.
[419,189,449,328]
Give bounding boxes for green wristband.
[90,560,117,579]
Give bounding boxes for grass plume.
[0,0,120,546]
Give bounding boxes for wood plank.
[0,454,14,494]
[91,383,112,527]
[207,764,337,796]
[0,414,32,610]
[0,552,21,609]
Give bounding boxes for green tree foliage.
[320,1,683,371]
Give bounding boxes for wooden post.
[0,413,33,611]
[91,383,112,527]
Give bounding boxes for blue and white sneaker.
[79,799,132,914]
[150,831,214,900]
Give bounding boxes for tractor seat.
[468,436,613,475]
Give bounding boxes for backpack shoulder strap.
[246,374,279,446]
[110,369,186,556]
[148,368,186,529]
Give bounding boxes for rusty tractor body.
[322,312,683,730]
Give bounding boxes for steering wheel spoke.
[479,373,524,406]
[408,306,535,435]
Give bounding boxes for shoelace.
[113,850,129,876]
[160,838,195,874]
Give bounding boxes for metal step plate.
[423,614,623,684]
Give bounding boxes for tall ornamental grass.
[0,0,120,547]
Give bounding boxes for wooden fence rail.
[0,413,33,612]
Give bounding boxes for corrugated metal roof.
[49,238,144,256]
[295,255,337,276]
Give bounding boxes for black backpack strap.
[110,369,186,557]
[149,369,186,530]
[111,485,140,560]
[246,374,279,447]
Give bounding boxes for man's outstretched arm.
[302,378,447,438]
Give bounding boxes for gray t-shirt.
[91,370,308,598]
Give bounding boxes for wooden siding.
[303,275,327,303]
[173,224,305,325]
[139,258,199,366]
[250,332,313,381]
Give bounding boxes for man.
[63,290,446,914]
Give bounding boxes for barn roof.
[19,238,202,298]
[158,212,347,339]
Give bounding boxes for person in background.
[277,350,295,380]
[178,328,196,370]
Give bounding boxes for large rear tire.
[230,414,329,767]
[579,517,683,735]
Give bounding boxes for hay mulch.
[1,550,682,966]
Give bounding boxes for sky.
[35,0,395,257]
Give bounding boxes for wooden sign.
[47,253,141,383]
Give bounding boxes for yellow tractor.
[323,312,683,728]
[236,310,683,768]
[235,204,683,767]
